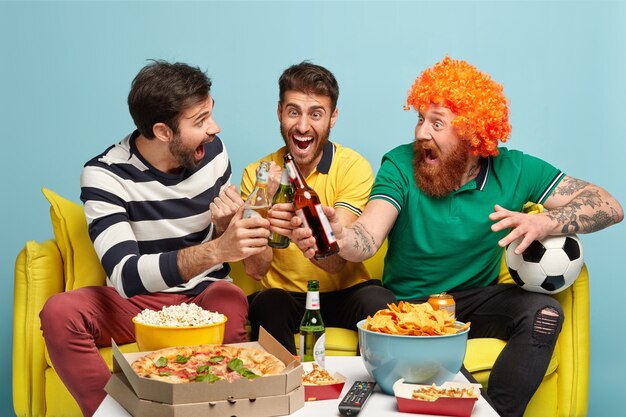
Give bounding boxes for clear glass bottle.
[268,168,294,248]
[243,161,271,219]
[283,153,339,259]
[299,280,325,367]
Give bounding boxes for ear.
[152,123,173,143]
[329,107,338,128]
[277,101,283,122]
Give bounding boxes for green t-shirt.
[371,145,564,300]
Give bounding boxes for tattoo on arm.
[349,221,377,256]
[546,185,619,233]
[552,177,590,197]
[578,210,619,233]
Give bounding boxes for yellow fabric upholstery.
[13,191,589,417]
[13,191,137,417]
[41,188,106,290]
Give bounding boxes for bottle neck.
[284,156,307,190]
[305,290,320,310]
[255,162,270,185]
[279,169,290,186]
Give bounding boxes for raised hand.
[210,185,244,236]
[216,206,271,262]
[489,204,553,254]
[290,205,344,259]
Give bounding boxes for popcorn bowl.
[133,316,227,351]
[357,319,469,395]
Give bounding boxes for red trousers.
[40,281,248,417]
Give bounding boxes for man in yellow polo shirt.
[240,62,396,354]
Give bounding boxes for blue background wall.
[2,1,624,416]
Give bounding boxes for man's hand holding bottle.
[287,205,345,260]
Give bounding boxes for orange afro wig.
[405,57,511,157]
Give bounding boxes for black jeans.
[409,283,563,417]
[248,279,397,355]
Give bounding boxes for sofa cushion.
[42,188,106,290]
[464,337,560,387]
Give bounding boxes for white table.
[95,356,499,417]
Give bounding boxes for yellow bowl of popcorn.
[132,303,227,351]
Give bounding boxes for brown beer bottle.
[283,152,339,259]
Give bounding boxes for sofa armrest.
[553,264,589,417]
[13,240,65,417]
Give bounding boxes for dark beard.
[413,140,470,197]
[169,134,202,170]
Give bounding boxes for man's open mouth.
[423,148,439,163]
[293,135,313,150]
[195,143,205,160]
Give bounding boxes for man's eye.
[311,112,322,120]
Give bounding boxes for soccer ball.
[505,235,584,294]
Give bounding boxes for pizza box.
[393,379,481,417]
[110,327,302,405]
[301,362,346,402]
[106,371,305,417]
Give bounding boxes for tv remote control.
[338,380,376,416]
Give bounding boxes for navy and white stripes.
[80,132,231,298]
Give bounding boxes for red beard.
[413,140,470,197]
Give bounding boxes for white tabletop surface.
[94,356,499,417]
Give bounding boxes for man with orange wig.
[284,57,623,416]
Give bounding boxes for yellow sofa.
[13,189,589,417]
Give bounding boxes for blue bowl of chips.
[357,319,469,395]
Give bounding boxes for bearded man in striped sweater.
[40,60,270,417]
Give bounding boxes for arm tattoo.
[579,210,619,233]
[349,221,377,256]
[547,185,620,233]
[552,177,590,197]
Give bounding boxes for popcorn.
[134,303,225,327]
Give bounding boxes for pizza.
[131,344,286,383]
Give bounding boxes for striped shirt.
[80,131,232,298]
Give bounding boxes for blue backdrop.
[2,1,624,416]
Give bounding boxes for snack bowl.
[301,362,346,401]
[393,379,481,417]
[357,319,469,395]
[133,316,227,351]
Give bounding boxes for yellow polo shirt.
[241,142,373,292]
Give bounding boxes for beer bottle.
[243,161,271,219]
[268,168,294,248]
[299,280,325,367]
[283,152,339,259]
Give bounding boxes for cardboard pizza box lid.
[105,371,305,417]
[111,327,302,404]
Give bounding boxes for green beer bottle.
[268,168,294,248]
[299,280,325,367]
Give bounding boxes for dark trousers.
[409,283,563,417]
[248,279,397,355]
